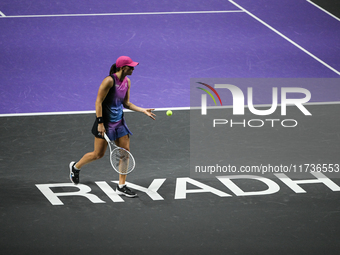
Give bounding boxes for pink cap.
[116,56,139,68]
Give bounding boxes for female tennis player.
[69,56,156,197]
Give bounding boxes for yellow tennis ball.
[166,110,173,116]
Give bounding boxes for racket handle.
[103,133,111,143]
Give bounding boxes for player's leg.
[70,137,107,184]
[115,134,130,184]
[115,135,137,197]
[76,137,107,168]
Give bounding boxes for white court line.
[229,0,340,76]
[1,102,340,117]
[306,0,340,22]
[0,107,188,117]
[0,10,6,17]
[0,10,243,18]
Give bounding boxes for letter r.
[36,183,105,205]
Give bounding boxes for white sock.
[119,184,126,188]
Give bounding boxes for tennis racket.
[103,133,135,175]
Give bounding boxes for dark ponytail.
[109,63,121,75]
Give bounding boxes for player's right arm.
[95,76,114,137]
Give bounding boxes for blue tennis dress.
[96,74,132,141]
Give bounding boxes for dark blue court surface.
[0,1,340,254]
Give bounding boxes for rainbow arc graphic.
[196,82,223,106]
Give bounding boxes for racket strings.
[111,148,134,174]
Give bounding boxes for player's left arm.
[123,78,156,120]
